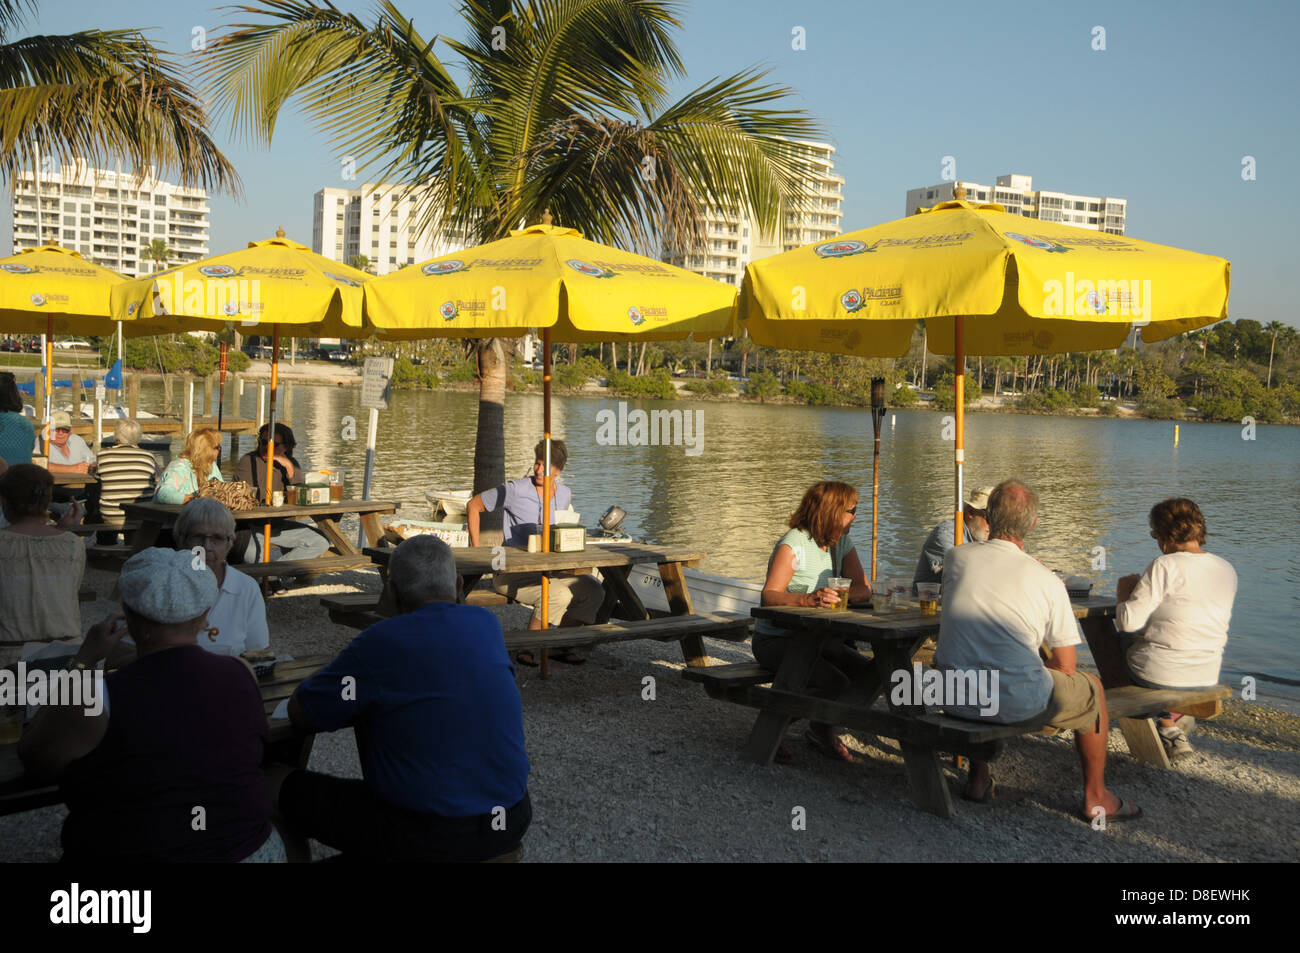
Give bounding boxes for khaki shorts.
[492,571,604,626]
[1020,669,1102,736]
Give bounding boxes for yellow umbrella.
[0,245,127,453]
[365,222,735,341]
[741,182,1230,554]
[366,217,737,669]
[112,231,372,562]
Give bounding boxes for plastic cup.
[828,577,851,610]
[916,582,941,615]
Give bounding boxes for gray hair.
[113,417,144,447]
[388,535,458,607]
[173,497,236,545]
[986,479,1039,541]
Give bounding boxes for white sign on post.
[360,357,394,411]
[94,381,106,402]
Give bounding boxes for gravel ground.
[4,565,1297,863]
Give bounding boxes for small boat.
[624,563,762,616]
[424,488,472,519]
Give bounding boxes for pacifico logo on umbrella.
[841,289,864,312]
[627,306,644,326]
[324,272,362,287]
[2,263,35,274]
[815,240,871,258]
[566,259,616,278]
[440,300,458,320]
[1006,232,1070,254]
[29,293,46,306]
[423,259,469,276]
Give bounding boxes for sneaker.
[1159,725,1194,760]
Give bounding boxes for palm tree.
[204,0,823,495]
[1264,320,1285,389]
[0,0,239,194]
[348,254,373,275]
[142,238,173,272]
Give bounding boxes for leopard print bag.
[197,478,261,511]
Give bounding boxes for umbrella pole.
[870,378,885,581]
[263,326,279,566]
[540,328,552,679]
[43,317,53,455]
[954,316,966,547]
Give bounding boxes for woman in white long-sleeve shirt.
[1116,498,1236,758]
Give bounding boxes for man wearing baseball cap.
[912,485,994,591]
[44,410,96,476]
[19,548,284,862]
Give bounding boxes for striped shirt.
[96,445,160,525]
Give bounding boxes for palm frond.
[0,0,34,42]
[0,26,241,194]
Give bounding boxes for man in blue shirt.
[467,438,604,665]
[274,535,531,862]
[912,485,993,591]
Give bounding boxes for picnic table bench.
[684,596,1233,818]
[0,654,331,819]
[348,542,750,673]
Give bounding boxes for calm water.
[139,379,1300,705]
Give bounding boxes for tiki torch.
[870,378,886,582]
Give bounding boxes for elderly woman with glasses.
[172,497,270,658]
[754,480,874,763]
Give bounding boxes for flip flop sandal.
[803,727,860,763]
[1079,798,1143,824]
[774,744,795,765]
[514,651,540,668]
[548,649,586,665]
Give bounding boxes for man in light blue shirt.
[467,439,604,665]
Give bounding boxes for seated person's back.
[61,641,272,862]
[295,598,528,816]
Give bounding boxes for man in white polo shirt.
[935,479,1141,823]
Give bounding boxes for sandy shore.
[4,563,1297,863]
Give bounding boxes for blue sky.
[6,0,1297,327]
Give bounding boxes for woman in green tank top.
[753,481,874,763]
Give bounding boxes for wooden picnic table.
[123,499,397,558]
[51,472,98,489]
[739,595,1122,766]
[695,595,1227,817]
[0,654,331,820]
[356,542,728,670]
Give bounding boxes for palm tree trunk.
[627,342,633,375]
[635,341,647,376]
[472,338,508,515]
[1267,332,1277,388]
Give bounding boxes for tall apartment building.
[313,184,468,274]
[663,140,845,285]
[10,160,210,275]
[905,173,1127,234]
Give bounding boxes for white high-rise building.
[663,140,845,285]
[905,173,1127,234]
[313,184,468,274]
[10,160,210,275]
